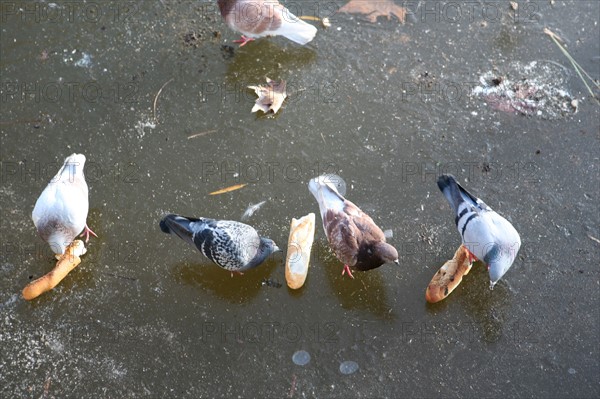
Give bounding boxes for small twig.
[209,183,247,195]
[287,87,307,97]
[288,374,297,398]
[588,234,600,245]
[544,28,600,104]
[42,376,51,398]
[298,15,321,22]
[153,78,174,122]
[102,272,138,282]
[320,132,326,144]
[187,129,217,139]
[0,118,44,126]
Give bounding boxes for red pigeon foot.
[233,35,255,46]
[80,224,98,243]
[465,248,478,265]
[342,264,355,279]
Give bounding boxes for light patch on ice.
[135,120,156,138]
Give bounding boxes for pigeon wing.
[210,221,261,270]
[323,209,359,266]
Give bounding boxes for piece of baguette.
[425,245,472,303]
[22,240,87,300]
[285,213,315,289]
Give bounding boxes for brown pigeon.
[308,175,399,278]
[217,0,318,46]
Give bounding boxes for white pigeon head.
[308,174,347,196]
[52,153,86,183]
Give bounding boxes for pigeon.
[308,175,399,278]
[217,0,318,46]
[32,153,97,255]
[159,214,279,273]
[437,174,521,289]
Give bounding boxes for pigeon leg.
[80,224,98,243]
[233,35,255,46]
[465,249,478,265]
[341,264,355,279]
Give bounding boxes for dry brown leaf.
[339,0,406,23]
[248,78,287,114]
[209,183,247,195]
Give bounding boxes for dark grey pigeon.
[160,214,279,273]
[437,174,521,289]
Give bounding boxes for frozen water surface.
[1,1,599,398]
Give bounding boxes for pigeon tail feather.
[437,174,468,214]
[275,17,317,45]
[159,214,205,247]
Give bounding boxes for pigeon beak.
[393,259,400,265]
[273,244,282,253]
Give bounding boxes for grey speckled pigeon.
[308,175,399,278]
[32,153,97,255]
[160,214,279,273]
[218,0,318,46]
[437,174,521,289]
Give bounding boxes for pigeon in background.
[217,0,318,46]
[32,153,97,255]
[308,175,399,278]
[437,174,521,289]
[160,214,279,274]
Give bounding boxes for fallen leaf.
[209,183,247,195]
[339,0,406,23]
[248,78,287,114]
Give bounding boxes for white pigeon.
[32,153,97,255]
[437,174,521,289]
[218,0,318,46]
